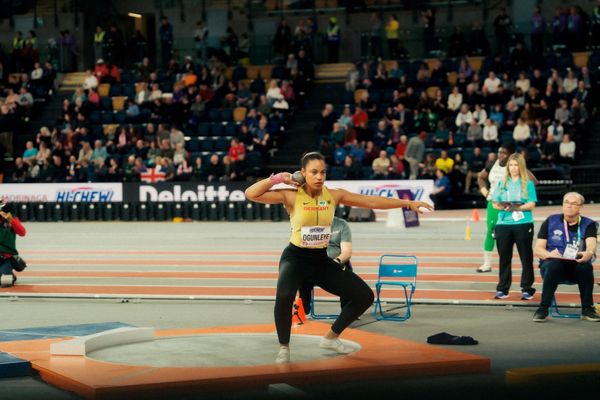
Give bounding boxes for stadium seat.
[98,83,111,97]
[187,138,201,153]
[210,122,225,136]
[214,137,229,152]
[200,138,214,152]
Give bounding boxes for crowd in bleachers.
[316,49,597,206]
[0,30,57,162]
[7,49,314,183]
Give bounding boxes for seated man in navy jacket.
[533,192,600,322]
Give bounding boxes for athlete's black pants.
[495,223,535,295]
[299,260,353,314]
[275,243,374,345]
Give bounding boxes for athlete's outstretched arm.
[331,189,433,213]
[244,173,298,205]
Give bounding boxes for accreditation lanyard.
[564,216,581,245]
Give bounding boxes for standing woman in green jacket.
[0,198,27,287]
[491,153,537,300]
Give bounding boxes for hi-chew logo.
[309,227,326,233]
[55,186,114,202]
[358,184,424,201]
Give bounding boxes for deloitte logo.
[139,185,246,202]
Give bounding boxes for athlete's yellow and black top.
[289,186,336,248]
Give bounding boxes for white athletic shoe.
[476,264,492,273]
[275,347,290,364]
[0,274,14,287]
[319,337,353,354]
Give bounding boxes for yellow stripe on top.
[289,186,336,248]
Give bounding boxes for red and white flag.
[140,168,166,183]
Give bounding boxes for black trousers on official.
[540,259,595,310]
[495,223,535,295]
[275,244,373,345]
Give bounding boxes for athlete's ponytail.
[300,151,325,168]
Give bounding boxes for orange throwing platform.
[0,322,490,399]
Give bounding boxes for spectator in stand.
[253,117,270,156]
[563,69,578,95]
[420,153,437,179]
[469,22,490,56]
[447,86,463,113]
[559,134,576,164]
[433,121,450,148]
[330,122,344,145]
[159,16,174,68]
[513,118,531,146]
[435,150,454,174]
[352,105,368,129]
[467,147,486,193]
[373,120,389,149]
[92,140,107,162]
[22,141,38,166]
[483,71,502,94]
[574,80,589,104]
[326,17,341,63]
[405,131,426,180]
[11,157,29,183]
[273,19,292,61]
[483,119,499,147]
[82,70,98,91]
[568,98,588,131]
[345,64,359,92]
[541,132,559,166]
[567,7,584,51]
[510,42,530,71]
[422,7,436,54]
[493,7,513,55]
[450,153,469,194]
[205,154,223,182]
[388,154,405,179]
[342,154,361,180]
[266,80,282,104]
[531,6,546,56]
[385,15,400,59]
[430,169,452,209]
[467,119,483,147]
[228,138,246,163]
[455,104,474,133]
[504,101,520,128]
[172,142,188,167]
[93,59,108,83]
[371,150,390,179]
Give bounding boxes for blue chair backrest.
[377,255,417,283]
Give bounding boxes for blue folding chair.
[374,255,417,321]
[540,263,580,319]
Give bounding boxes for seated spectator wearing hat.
[93,59,108,83]
[532,192,600,322]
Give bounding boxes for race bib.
[300,226,332,248]
[512,211,524,222]
[563,244,579,260]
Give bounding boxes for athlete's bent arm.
[244,173,298,205]
[331,188,432,213]
[477,168,490,198]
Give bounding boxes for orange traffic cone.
[471,208,481,222]
[292,296,306,326]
